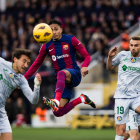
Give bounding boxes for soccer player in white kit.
[107,36,140,140]
[0,48,42,140]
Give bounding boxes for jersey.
[112,51,140,98]
[0,57,40,118]
[24,34,91,79]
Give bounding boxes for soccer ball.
[33,23,53,43]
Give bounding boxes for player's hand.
[108,46,118,57]
[81,67,89,77]
[34,73,42,87]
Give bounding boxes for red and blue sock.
[53,97,82,117]
[54,71,66,105]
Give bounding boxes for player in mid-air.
[107,36,140,140]
[0,49,41,140]
[24,19,96,117]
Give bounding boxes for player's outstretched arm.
[72,36,91,77]
[24,44,47,79]
[20,73,42,104]
[106,47,118,70]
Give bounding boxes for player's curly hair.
[48,19,62,28]
[131,36,140,41]
[12,48,32,62]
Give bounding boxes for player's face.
[14,55,31,74]
[130,39,140,57]
[50,24,62,41]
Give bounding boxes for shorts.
[126,110,138,131]
[54,68,81,99]
[114,96,140,124]
[0,116,12,133]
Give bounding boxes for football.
[33,23,53,43]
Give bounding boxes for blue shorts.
[54,68,81,100]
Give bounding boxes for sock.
[53,97,83,117]
[80,95,85,103]
[71,97,82,106]
[53,102,74,117]
[115,135,124,140]
[53,99,60,106]
[55,71,66,105]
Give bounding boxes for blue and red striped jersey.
[24,34,91,79]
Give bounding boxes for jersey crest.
[63,44,68,50]
[10,73,14,78]
[131,58,136,63]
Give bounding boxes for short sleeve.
[0,57,5,63]
[112,52,123,66]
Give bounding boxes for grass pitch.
[12,127,116,140]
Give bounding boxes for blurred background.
[0,0,140,139]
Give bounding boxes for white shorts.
[126,110,138,131]
[114,97,140,124]
[0,116,12,133]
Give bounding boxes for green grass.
[12,127,116,140]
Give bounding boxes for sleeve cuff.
[34,85,40,89]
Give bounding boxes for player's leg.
[0,116,12,140]
[124,130,129,140]
[115,124,126,140]
[127,110,139,140]
[43,68,96,116]
[53,94,96,117]
[43,70,71,111]
[0,133,12,140]
[128,97,140,140]
[43,69,77,111]
[125,121,139,140]
[59,68,96,109]
[54,70,69,106]
[128,129,139,140]
[115,98,130,140]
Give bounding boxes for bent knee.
[130,133,139,140]
[116,125,126,136]
[117,130,125,136]
[53,111,63,117]
[129,130,139,140]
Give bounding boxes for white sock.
[80,96,85,103]
[115,135,124,140]
[127,138,133,140]
[54,99,60,106]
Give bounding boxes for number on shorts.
[133,115,136,122]
[117,106,124,114]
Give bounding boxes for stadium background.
[0,0,140,139]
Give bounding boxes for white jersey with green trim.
[112,51,140,98]
[0,57,40,117]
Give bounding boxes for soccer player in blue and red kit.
[24,19,96,117]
